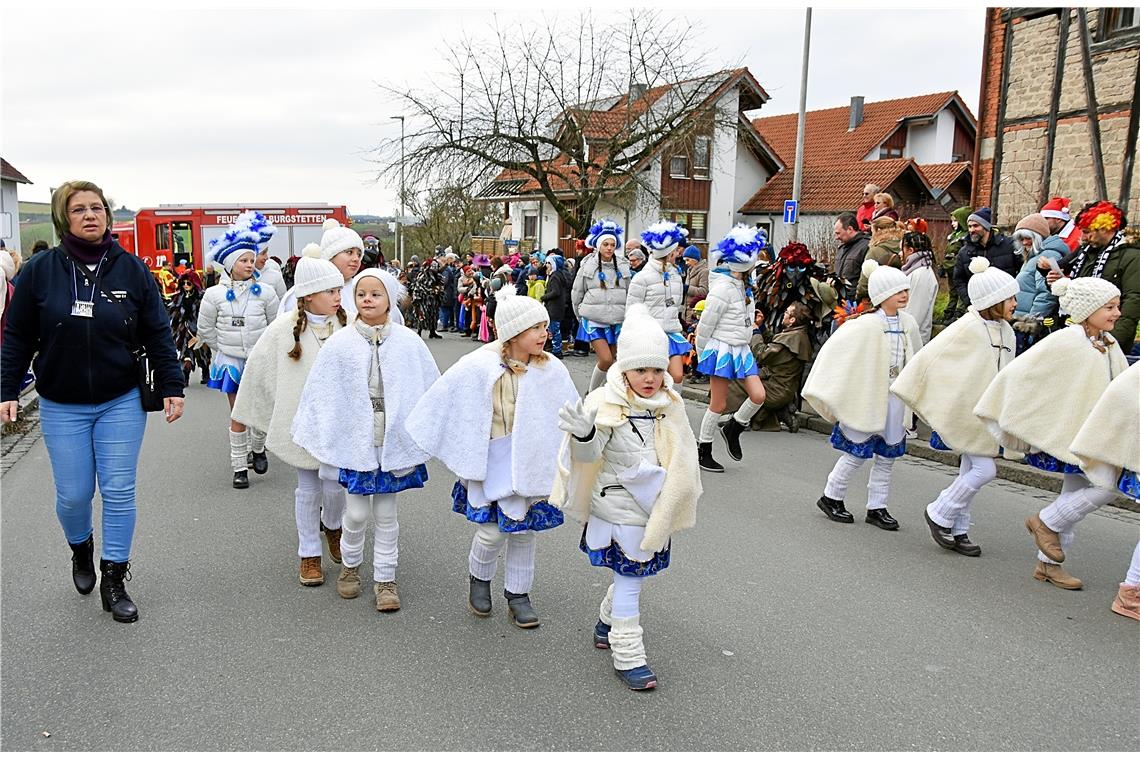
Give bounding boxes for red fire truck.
[111,203,351,270]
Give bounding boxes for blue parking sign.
[783,200,798,224]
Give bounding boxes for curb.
[677,383,1139,514]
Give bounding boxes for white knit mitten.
[609,615,647,671]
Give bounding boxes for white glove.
[558,399,597,439]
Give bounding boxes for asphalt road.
[2,332,1137,751]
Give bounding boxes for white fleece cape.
[890,310,1015,457]
[802,310,922,433]
[551,382,701,553]
[973,324,1129,465]
[1070,360,1140,490]
[291,322,439,472]
[231,309,343,469]
[405,342,580,497]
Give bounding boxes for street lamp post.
[390,115,405,265]
[790,7,812,243]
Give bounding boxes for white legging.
[342,492,398,582]
[468,522,536,594]
[926,454,997,536]
[1125,541,1140,586]
[824,453,895,510]
[295,467,345,558]
[1037,473,1117,565]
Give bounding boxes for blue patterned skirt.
[830,424,906,460]
[580,527,670,577]
[929,430,952,451]
[576,319,621,345]
[451,481,564,533]
[207,353,244,394]
[696,339,759,380]
[1118,469,1140,500]
[339,464,429,495]
[666,332,692,357]
[1024,450,1082,474]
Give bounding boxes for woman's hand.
[163,397,185,423]
[0,401,18,424]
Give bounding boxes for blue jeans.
[549,324,563,354]
[39,388,147,562]
[438,302,456,330]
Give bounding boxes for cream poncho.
[1070,360,1140,490]
[891,309,1015,457]
[974,324,1129,465]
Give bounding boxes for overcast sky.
[2,4,985,216]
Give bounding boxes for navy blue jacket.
[953,231,1020,302]
[1,243,184,404]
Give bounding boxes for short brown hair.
[52,180,113,240]
[977,302,1010,322]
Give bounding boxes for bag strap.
[62,248,142,350]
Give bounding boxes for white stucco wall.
[707,89,740,243]
[0,180,20,254]
[732,140,771,229]
[904,109,957,164]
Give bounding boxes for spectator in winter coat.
[1013,213,1068,318]
[855,217,905,302]
[541,252,574,357]
[831,212,870,301]
[681,245,708,322]
[871,192,900,222]
[900,231,939,344]
[939,206,972,324]
[627,246,647,273]
[953,207,1019,305]
[856,183,880,231]
[439,253,460,330]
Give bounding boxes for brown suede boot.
[1033,561,1083,590]
[1025,515,1064,563]
[299,556,324,587]
[337,566,361,599]
[375,581,400,612]
[1110,583,1140,621]
[322,525,342,564]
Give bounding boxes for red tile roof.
[0,158,31,184]
[739,158,931,215]
[918,161,971,190]
[751,92,969,166]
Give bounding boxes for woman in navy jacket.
[0,180,184,624]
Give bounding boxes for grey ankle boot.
[468,575,492,617]
[504,590,539,629]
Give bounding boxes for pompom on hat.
[1040,197,1072,222]
[863,259,910,306]
[586,219,624,250]
[492,290,549,344]
[293,243,345,299]
[235,210,277,248]
[712,225,766,272]
[966,257,1019,311]
[320,219,365,262]
[639,220,689,259]
[613,303,670,374]
[1075,201,1126,233]
[1051,276,1120,324]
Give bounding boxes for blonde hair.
[873,192,894,209]
[51,181,113,241]
[499,337,550,366]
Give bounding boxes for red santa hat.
[1040,197,1072,222]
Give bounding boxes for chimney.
[629,83,647,101]
[848,96,865,131]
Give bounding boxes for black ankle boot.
[251,450,269,475]
[69,535,96,595]
[719,417,745,461]
[816,494,854,523]
[865,508,899,531]
[99,560,138,623]
[233,470,249,489]
[698,442,724,473]
[504,591,540,629]
[468,575,492,617]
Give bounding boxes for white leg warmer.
[599,583,615,626]
[1040,474,1116,534]
[866,455,895,510]
[341,493,372,570]
[229,429,250,472]
[295,468,323,558]
[503,530,536,594]
[824,453,865,501]
[611,572,644,619]
[609,615,647,671]
[320,478,345,530]
[698,409,723,444]
[733,398,763,427]
[927,455,995,531]
[590,366,607,391]
[371,494,399,582]
[1125,541,1140,586]
[249,427,267,454]
[469,522,506,581]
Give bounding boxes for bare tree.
[403,183,502,257]
[372,11,739,237]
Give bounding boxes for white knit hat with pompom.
[319,219,364,262]
[293,243,346,299]
[614,303,670,373]
[863,259,910,306]
[492,290,550,344]
[966,256,1019,310]
[1051,276,1120,324]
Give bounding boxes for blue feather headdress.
[586,218,624,250]
[235,210,277,246]
[639,220,689,258]
[712,225,766,271]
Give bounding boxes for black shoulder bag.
[64,250,165,412]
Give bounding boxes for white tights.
[342,492,399,581]
[1037,473,1117,565]
[294,468,345,558]
[926,454,996,536]
[468,522,536,594]
[824,453,895,510]
[1125,541,1140,586]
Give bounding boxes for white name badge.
[71,300,95,318]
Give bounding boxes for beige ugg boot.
[1033,561,1082,590]
[1025,515,1064,563]
[1110,583,1140,621]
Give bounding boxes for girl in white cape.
[552,304,701,690]
[803,259,922,531]
[232,245,348,585]
[627,220,692,385]
[406,291,579,629]
[891,258,1019,556]
[975,277,1128,591]
[1070,361,1140,620]
[292,268,439,612]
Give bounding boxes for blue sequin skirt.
[339,464,429,495]
[667,332,691,357]
[1118,469,1140,500]
[1024,450,1082,474]
[576,319,621,345]
[207,353,244,394]
[696,339,759,379]
[830,424,907,459]
[929,430,952,451]
[579,527,670,577]
[451,481,564,533]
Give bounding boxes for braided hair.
[287,309,309,361]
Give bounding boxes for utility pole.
[790,7,812,243]
[390,115,406,264]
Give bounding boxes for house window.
[879,128,906,159]
[692,136,711,179]
[1098,7,1140,40]
[523,213,538,239]
[669,155,688,178]
[663,211,707,241]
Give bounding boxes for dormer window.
[879,128,906,159]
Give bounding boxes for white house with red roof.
[1,158,32,254]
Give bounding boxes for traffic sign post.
[783,200,799,225]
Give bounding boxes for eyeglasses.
[68,205,107,216]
